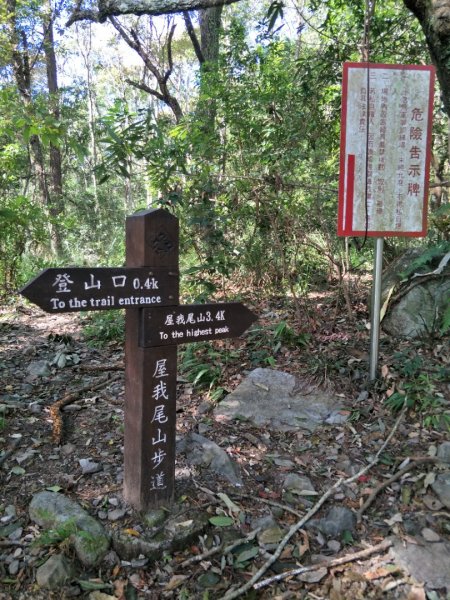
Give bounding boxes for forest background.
[1,0,449,347]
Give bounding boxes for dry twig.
[222,405,407,600]
[50,373,121,444]
[357,455,444,522]
[180,528,260,568]
[254,539,393,589]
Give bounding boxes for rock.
[283,473,316,495]
[102,550,120,568]
[431,472,450,509]
[143,509,167,529]
[29,491,110,566]
[8,559,20,576]
[421,528,440,542]
[61,443,76,456]
[36,554,75,589]
[381,248,450,339]
[309,506,356,538]
[178,433,242,486]
[437,441,450,464]
[107,508,126,521]
[214,369,347,433]
[391,537,450,591]
[113,533,165,561]
[327,539,341,553]
[26,360,50,379]
[165,512,209,552]
[114,510,208,561]
[79,458,103,474]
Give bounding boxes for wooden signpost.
[20,208,257,510]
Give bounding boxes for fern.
[399,241,450,279]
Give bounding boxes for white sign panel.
[338,63,435,237]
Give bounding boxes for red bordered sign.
[338,62,435,237]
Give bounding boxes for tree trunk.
[43,0,64,254]
[403,0,450,117]
[77,23,100,211]
[7,0,64,255]
[197,6,222,139]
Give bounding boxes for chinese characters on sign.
[20,209,257,510]
[140,303,257,347]
[20,267,179,313]
[338,63,435,237]
[149,356,171,492]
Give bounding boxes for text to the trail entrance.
[20,267,179,313]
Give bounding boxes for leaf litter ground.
[0,282,449,599]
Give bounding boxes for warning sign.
[338,62,435,237]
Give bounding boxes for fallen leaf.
[297,530,310,557]
[385,512,403,527]
[363,565,402,580]
[217,492,241,514]
[87,593,115,600]
[164,575,188,591]
[123,528,140,537]
[407,585,426,600]
[381,364,390,379]
[423,471,436,490]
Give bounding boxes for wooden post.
[124,209,179,509]
[20,207,256,511]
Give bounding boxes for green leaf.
[208,515,234,527]
[78,579,111,591]
[197,572,221,588]
[235,545,259,564]
[341,530,354,545]
[10,466,25,475]
[46,485,62,493]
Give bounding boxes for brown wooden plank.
[140,303,257,347]
[124,209,179,510]
[19,267,178,313]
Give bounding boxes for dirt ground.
[0,287,449,599]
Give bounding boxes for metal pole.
[369,237,384,380]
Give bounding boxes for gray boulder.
[381,247,450,338]
[178,432,242,486]
[29,491,110,566]
[214,369,347,433]
[36,554,74,589]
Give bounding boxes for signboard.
[20,267,179,313]
[19,209,257,510]
[140,303,257,347]
[338,62,435,237]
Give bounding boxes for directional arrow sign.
[19,267,179,313]
[140,303,257,347]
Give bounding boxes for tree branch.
[183,11,205,63]
[67,0,243,26]
[163,23,177,84]
[125,78,165,102]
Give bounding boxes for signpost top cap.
[127,207,177,222]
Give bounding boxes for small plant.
[33,518,78,548]
[82,310,124,346]
[385,354,450,431]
